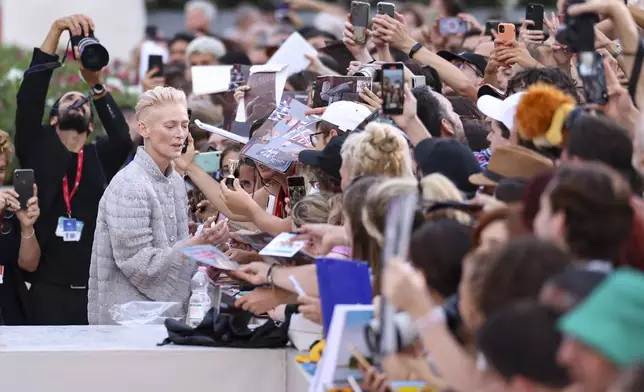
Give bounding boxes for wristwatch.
[91,83,106,96]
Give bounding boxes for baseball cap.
[298,134,346,184]
[437,51,488,75]
[477,92,525,131]
[321,101,373,132]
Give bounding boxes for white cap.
[321,101,373,132]
[476,92,525,131]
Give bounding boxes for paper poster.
[192,64,251,96]
[259,232,306,258]
[267,32,318,77]
[312,76,372,108]
[183,245,240,271]
[240,97,321,173]
[235,64,288,123]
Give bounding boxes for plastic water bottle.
[187,266,211,327]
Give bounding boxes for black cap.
[437,51,487,76]
[298,134,346,185]
[415,138,481,195]
[477,84,505,99]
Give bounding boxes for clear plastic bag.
[110,301,183,326]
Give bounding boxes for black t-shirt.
[0,215,29,325]
[34,146,106,286]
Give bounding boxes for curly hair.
[0,130,14,165]
[547,162,634,263]
[506,67,583,103]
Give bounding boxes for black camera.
[498,24,505,33]
[555,0,598,53]
[70,28,109,71]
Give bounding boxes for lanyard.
[62,148,84,217]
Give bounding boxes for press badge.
[56,217,84,242]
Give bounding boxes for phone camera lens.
[499,25,505,33]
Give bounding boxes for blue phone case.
[194,151,222,173]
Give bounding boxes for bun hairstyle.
[341,122,414,182]
[0,129,14,164]
[515,84,576,148]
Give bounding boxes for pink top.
[329,245,351,258]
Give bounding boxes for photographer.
[14,14,132,325]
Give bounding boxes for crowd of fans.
[1,0,644,390]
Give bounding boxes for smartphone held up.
[350,1,370,45]
[381,63,405,116]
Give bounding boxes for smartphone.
[148,54,164,77]
[376,2,395,18]
[381,62,405,116]
[274,1,289,21]
[485,20,500,37]
[439,17,468,35]
[13,169,34,209]
[194,151,222,173]
[497,23,517,43]
[348,344,373,370]
[287,176,306,209]
[577,52,608,105]
[350,1,370,45]
[525,3,544,31]
[411,75,426,89]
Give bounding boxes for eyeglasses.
[456,62,483,78]
[310,132,324,147]
[0,210,14,235]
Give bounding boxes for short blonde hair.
[135,86,188,121]
[340,122,414,182]
[0,130,14,164]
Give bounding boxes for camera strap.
[23,40,71,77]
[628,38,644,105]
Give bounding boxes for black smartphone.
[287,176,306,209]
[148,54,164,77]
[485,20,501,36]
[526,3,544,31]
[577,52,608,105]
[381,62,405,116]
[13,169,34,209]
[350,1,370,45]
[376,2,395,18]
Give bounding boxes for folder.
[316,258,372,335]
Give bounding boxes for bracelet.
[266,263,277,285]
[414,307,446,333]
[409,42,423,59]
[21,229,35,239]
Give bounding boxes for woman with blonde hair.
[420,173,471,225]
[340,122,415,190]
[0,130,40,325]
[88,86,229,325]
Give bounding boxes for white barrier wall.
[2,0,146,61]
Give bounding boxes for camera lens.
[499,25,505,33]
